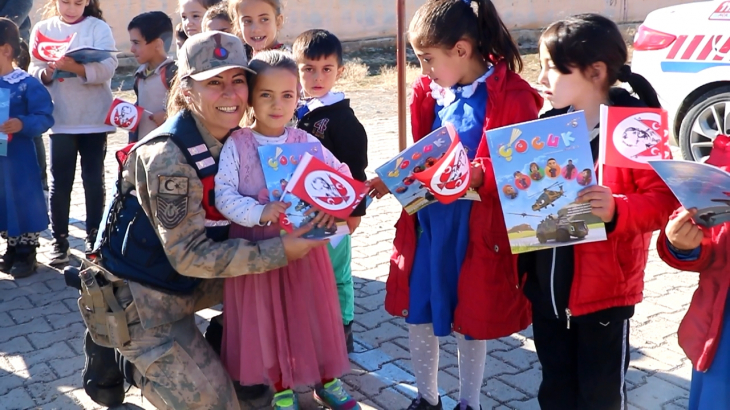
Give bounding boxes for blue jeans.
[49,133,107,239]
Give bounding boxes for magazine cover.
[258,143,349,239]
[286,152,369,220]
[485,111,607,254]
[599,105,671,170]
[374,124,479,214]
[0,88,8,156]
[51,47,117,80]
[649,160,730,227]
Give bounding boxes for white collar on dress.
[430,66,494,107]
[2,69,29,84]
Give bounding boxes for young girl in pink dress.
[214,49,360,410]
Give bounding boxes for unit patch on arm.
[157,176,189,229]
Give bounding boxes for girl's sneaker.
[272,389,300,410]
[405,395,442,410]
[313,379,360,409]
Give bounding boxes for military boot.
[0,244,16,272]
[82,330,125,407]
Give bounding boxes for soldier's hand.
[281,223,328,261]
[665,208,703,251]
[260,201,290,224]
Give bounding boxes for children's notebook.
[258,143,350,240]
[485,111,607,254]
[649,160,730,228]
[374,125,480,214]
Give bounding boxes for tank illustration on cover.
[508,212,589,244]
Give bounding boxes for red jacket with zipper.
[384,62,542,340]
[656,134,730,372]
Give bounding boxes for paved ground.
[0,51,696,410]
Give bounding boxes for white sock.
[408,323,440,406]
[456,333,486,409]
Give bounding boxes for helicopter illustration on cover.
[529,182,565,211]
[509,212,589,244]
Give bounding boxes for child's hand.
[305,207,336,229]
[576,185,616,223]
[55,57,85,77]
[347,216,362,234]
[469,163,484,189]
[0,118,23,134]
[260,201,290,224]
[665,208,703,251]
[41,63,56,84]
[368,177,390,199]
[150,110,167,126]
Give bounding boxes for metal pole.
[397,0,407,151]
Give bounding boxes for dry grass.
[336,59,421,94]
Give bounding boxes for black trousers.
[532,309,631,410]
[49,133,107,238]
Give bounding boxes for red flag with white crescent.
[412,123,471,204]
[104,98,144,131]
[599,106,671,169]
[32,31,75,62]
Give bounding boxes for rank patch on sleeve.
[157,176,189,229]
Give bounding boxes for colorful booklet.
[258,143,350,239]
[599,105,671,170]
[485,111,607,254]
[0,88,8,156]
[33,31,116,80]
[649,160,730,227]
[374,125,480,214]
[285,152,369,220]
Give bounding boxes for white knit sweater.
[28,16,117,134]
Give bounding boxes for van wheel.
[679,86,730,162]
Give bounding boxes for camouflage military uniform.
[108,115,288,410]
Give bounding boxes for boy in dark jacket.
[293,29,368,353]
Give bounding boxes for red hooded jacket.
[657,134,730,372]
[384,62,542,339]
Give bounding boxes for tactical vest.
[95,112,230,294]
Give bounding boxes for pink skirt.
[221,224,350,388]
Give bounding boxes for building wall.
[30,0,703,54]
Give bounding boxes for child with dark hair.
[202,1,232,33]
[127,11,177,142]
[369,0,542,408]
[293,28,368,354]
[175,22,188,51]
[0,17,54,277]
[519,13,678,409]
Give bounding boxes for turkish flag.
[599,105,671,169]
[286,153,369,220]
[104,98,144,131]
[412,123,471,204]
[32,31,75,62]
